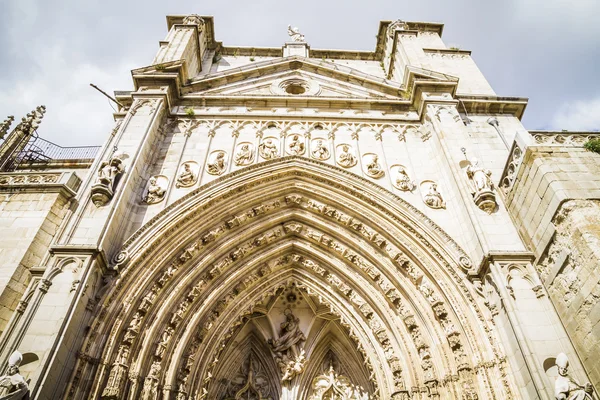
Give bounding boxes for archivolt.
[67,157,514,400]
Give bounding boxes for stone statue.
[423,182,446,209]
[176,163,196,188]
[287,25,305,42]
[207,151,227,175]
[394,167,415,191]
[102,345,129,398]
[311,139,330,160]
[554,353,594,400]
[144,176,166,204]
[92,153,125,207]
[0,351,29,400]
[268,308,306,381]
[259,138,278,160]
[287,135,305,156]
[234,143,254,166]
[140,361,161,400]
[365,155,384,178]
[466,158,497,213]
[466,158,493,192]
[336,144,357,168]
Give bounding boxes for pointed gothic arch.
[67,157,514,400]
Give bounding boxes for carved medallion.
[258,137,279,160]
[234,142,255,166]
[143,175,168,205]
[311,138,330,160]
[286,134,306,156]
[336,144,357,168]
[420,180,445,209]
[362,153,385,179]
[175,161,199,188]
[390,164,415,192]
[206,150,228,176]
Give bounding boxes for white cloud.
[552,96,600,131]
[513,0,600,36]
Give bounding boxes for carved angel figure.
[0,351,29,400]
[555,353,594,400]
[287,135,305,156]
[337,144,357,168]
[268,308,306,381]
[394,167,415,191]
[234,143,254,166]
[176,163,196,188]
[423,182,446,209]
[144,176,166,204]
[311,139,330,160]
[466,158,494,193]
[259,138,278,160]
[207,151,227,175]
[365,155,384,178]
[287,25,305,42]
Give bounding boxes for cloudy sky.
[1,0,599,146]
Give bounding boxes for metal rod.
[90,84,124,108]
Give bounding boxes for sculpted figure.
[176,163,196,188]
[555,353,594,400]
[287,25,305,42]
[207,151,227,175]
[422,182,445,209]
[144,176,166,204]
[234,143,254,166]
[0,351,29,400]
[365,155,384,178]
[336,144,357,168]
[311,139,330,160]
[394,167,415,191]
[268,308,306,381]
[96,155,124,188]
[259,138,278,160]
[287,135,305,156]
[466,158,497,213]
[466,158,494,193]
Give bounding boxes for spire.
[14,105,46,136]
[0,116,15,140]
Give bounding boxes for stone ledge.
[0,172,81,199]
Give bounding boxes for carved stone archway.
[67,157,515,400]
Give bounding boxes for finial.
[14,105,46,136]
[0,116,15,140]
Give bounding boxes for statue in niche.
[176,163,196,188]
[393,166,415,191]
[422,181,446,209]
[91,153,126,207]
[259,138,278,160]
[268,308,306,381]
[336,144,357,168]
[365,155,384,178]
[287,135,305,156]
[554,353,594,400]
[287,25,305,42]
[102,346,129,398]
[144,176,167,204]
[234,143,255,166]
[140,361,161,400]
[311,139,330,160]
[466,158,497,214]
[207,151,227,175]
[0,351,29,400]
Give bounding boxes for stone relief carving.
[268,308,306,381]
[234,142,255,166]
[311,139,330,160]
[91,153,126,207]
[175,162,199,188]
[228,356,270,399]
[336,144,357,168]
[387,20,409,38]
[143,175,168,204]
[287,25,305,42]
[101,345,129,398]
[499,144,523,193]
[0,351,29,400]
[466,158,497,214]
[207,150,228,175]
[391,165,415,192]
[286,134,306,156]
[182,14,204,26]
[554,353,594,400]
[363,154,384,179]
[0,173,60,186]
[421,180,446,209]
[259,137,279,160]
[309,364,369,400]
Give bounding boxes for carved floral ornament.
[72,160,513,399]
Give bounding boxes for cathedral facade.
[0,14,598,400]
